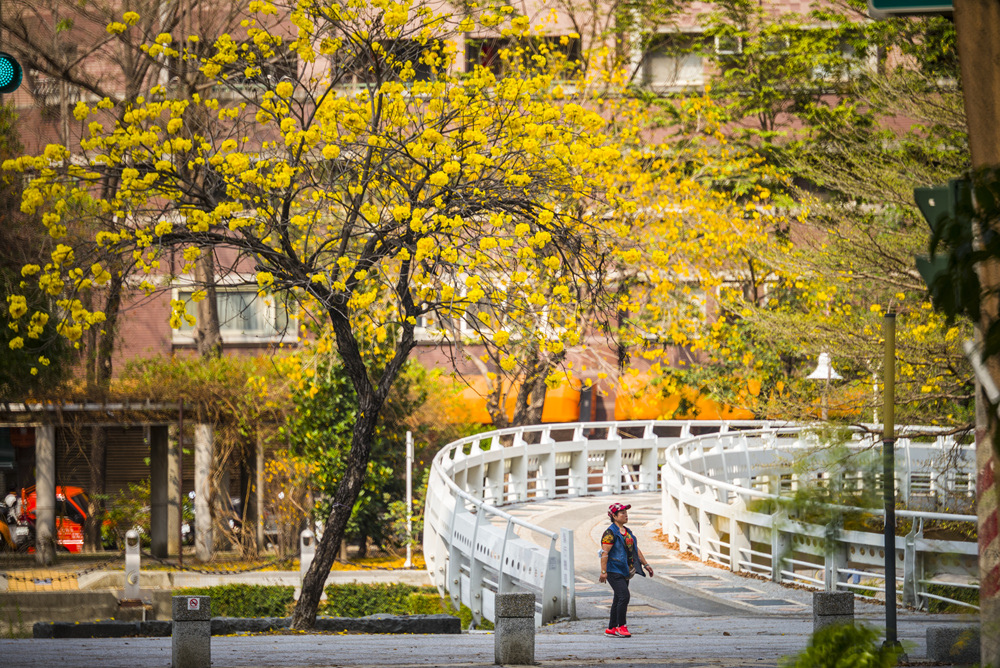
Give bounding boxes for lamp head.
[807,353,842,380]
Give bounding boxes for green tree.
[282,356,422,556]
[662,1,972,426]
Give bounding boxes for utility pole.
[953,0,1000,664]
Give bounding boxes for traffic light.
[0,52,22,94]
[914,178,977,321]
[914,179,971,234]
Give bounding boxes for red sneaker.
[605,628,618,637]
[617,626,631,637]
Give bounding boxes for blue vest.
[605,524,645,578]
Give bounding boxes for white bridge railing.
[662,425,978,611]
[423,420,978,626]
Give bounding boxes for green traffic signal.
[914,179,971,234]
[0,52,22,94]
[914,178,977,322]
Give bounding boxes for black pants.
[607,572,630,629]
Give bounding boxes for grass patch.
[0,597,29,638]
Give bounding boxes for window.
[465,36,581,78]
[806,29,871,82]
[415,303,493,343]
[172,287,297,345]
[811,38,867,81]
[414,280,511,343]
[382,39,436,82]
[223,44,298,89]
[763,35,790,55]
[714,35,743,55]
[168,39,298,92]
[466,38,506,74]
[642,34,705,90]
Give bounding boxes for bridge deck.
[501,493,974,655]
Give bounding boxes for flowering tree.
[3,0,685,624]
[0,106,73,399]
[428,36,780,427]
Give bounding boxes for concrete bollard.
[812,591,854,633]
[300,529,315,584]
[123,529,141,601]
[172,595,210,668]
[926,625,980,665]
[494,592,535,666]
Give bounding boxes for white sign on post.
[188,598,201,611]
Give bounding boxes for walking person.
[599,502,653,637]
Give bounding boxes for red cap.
[608,502,631,517]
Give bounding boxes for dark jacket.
[602,524,645,578]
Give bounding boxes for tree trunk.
[83,426,106,551]
[290,296,415,629]
[83,275,122,552]
[193,252,223,359]
[290,398,381,628]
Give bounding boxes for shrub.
[318,583,493,629]
[781,623,902,668]
[407,591,446,615]
[104,480,152,548]
[453,601,494,630]
[319,583,418,617]
[925,583,980,613]
[174,584,295,618]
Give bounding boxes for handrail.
[661,424,978,611]
[663,426,977,523]
[424,419,978,623]
[423,419,772,626]
[438,469,558,540]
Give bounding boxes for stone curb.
[33,614,461,638]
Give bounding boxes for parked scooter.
[0,492,32,552]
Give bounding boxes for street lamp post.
[807,353,842,420]
[403,431,413,569]
[882,310,902,653]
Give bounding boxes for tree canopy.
[652,0,973,426]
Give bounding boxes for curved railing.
[661,425,978,610]
[423,420,978,626]
[423,420,770,626]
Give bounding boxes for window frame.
[464,35,583,78]
[714,35,744,56]
[170,278,298,346]
[641,32,707,90]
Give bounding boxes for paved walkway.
[0,493,980,667]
